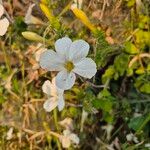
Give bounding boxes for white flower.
[0,4,9,36]
[59,129,80,148]
[42,78,65,112]
[25,4,44,25]
[40,37,97,90]
[6,127,13,140]
[145,143,150,149]
[59,118,80,148]
[126,133,139,143]
[59,117,74,130]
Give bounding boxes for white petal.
[0,4,4,18]
[69,40,90,63]
[42,80,52,95]
[24,4,44,25]
[63,129,71,136]
[71,3,77,10]
[57,95,65,111]
[40,50,65,71]
[59,118,73,130]
[69,133,80,145]
[6,127,14,140]
[43,98,58,112]
[55,70,76,90]
[48,78,58,97]
[55,37,72,59]
[60,135,71,148]
[24,4,35,24]
[0,18,9,36]
[73,58,97,78]
[52,77,64,95]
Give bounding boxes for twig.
[66,102,83,107]
[100,0,109,20]
[86,81,109,88]
[128,53,150,68]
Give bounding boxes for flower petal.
[59,118,74,130]
[42,80,52,95]
[24,4,35,24]
[0,18,9,36]
[60,135,71,148]
[55,70,76,90]
[69,40,89,63]
[69,133,80,145]
[73,58,97,78]
[43,98,58,112]
[57,95,65,111]
[55,37,72,59]
[52,77,64,95]
[63,129,71,136]
[0,4,4,18]
[40,50,65,71]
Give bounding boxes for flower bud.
[22,31,44,43]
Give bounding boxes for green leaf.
[97,89,111,98]
[127,0,135,7]
[127,68,134,76]
[128,114,150,133]
[83,90,97,113]
[114,53,129,76]
[0,87,5,104]
[147,64,150,71]
[140,83,150,94]
[103,112,114,123]
[102,66,115,84]
[92,98,113,112]
[94,30,116,67]
[135,30,150,46]
[124,41,139,54]
[135,67,145,74]
[138,15,150,29]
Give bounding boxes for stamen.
[65,61,74,72]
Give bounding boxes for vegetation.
[0,0,150,149]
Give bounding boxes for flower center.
[65,61,74,72]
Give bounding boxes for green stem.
[56,138,62,150]
[53,109,62,150]
[1,41,10,73]
[53,109,59,130]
